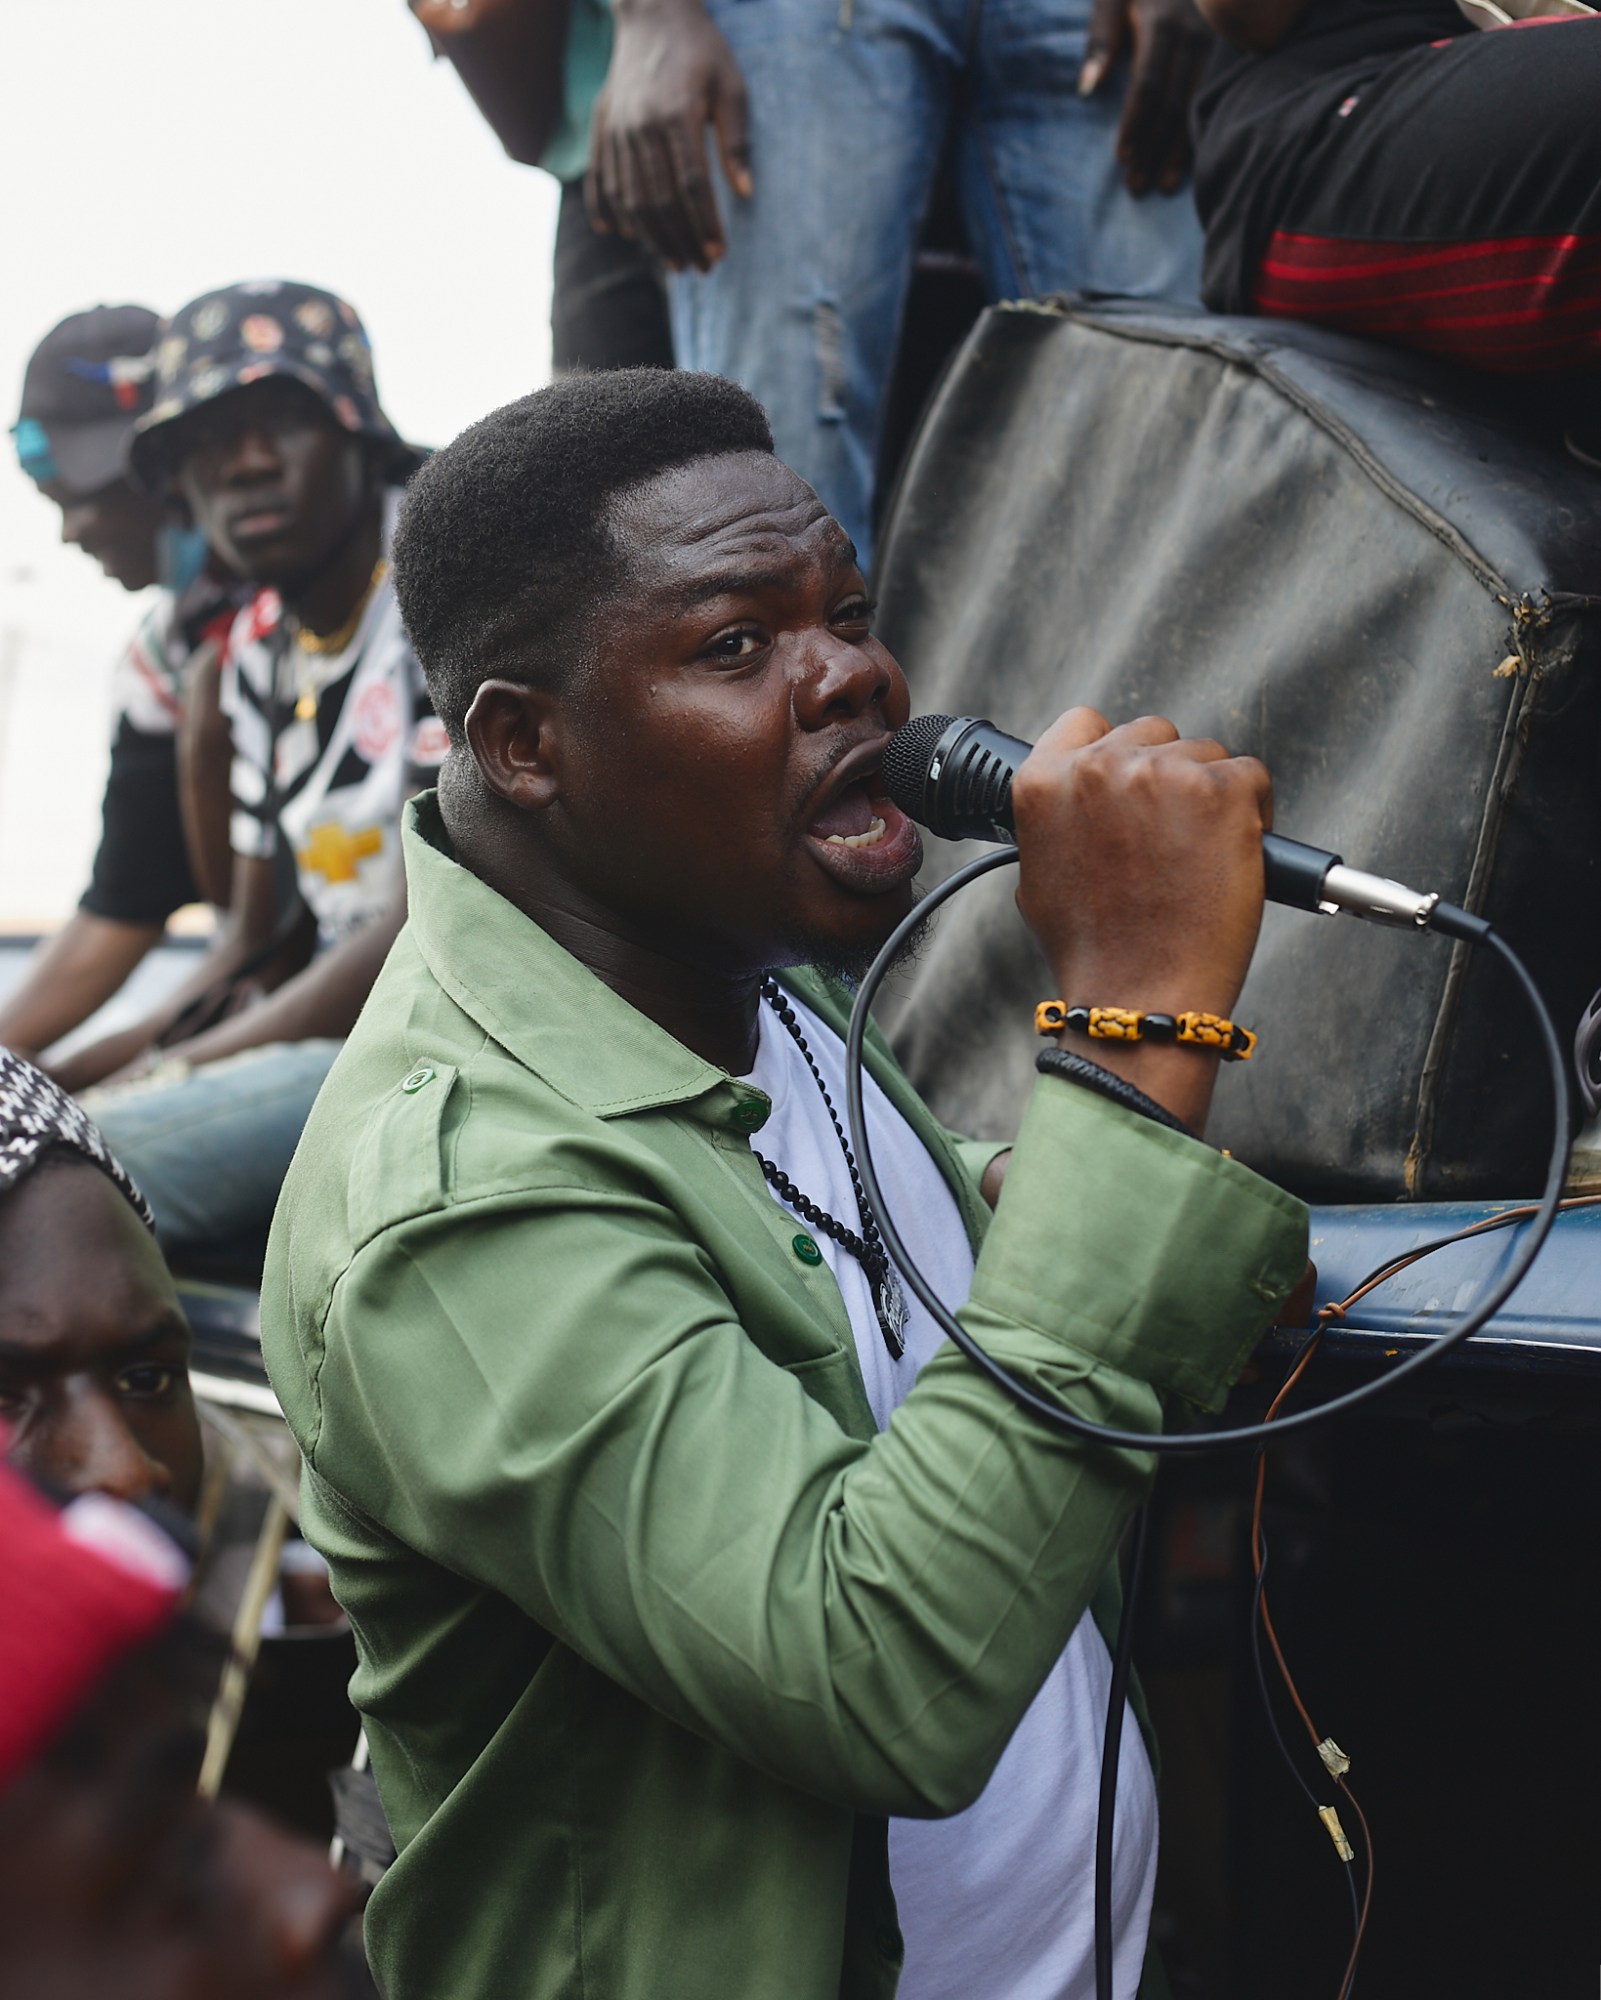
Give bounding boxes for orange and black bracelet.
[1033,1001,1258,1062]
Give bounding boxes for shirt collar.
[402,794,769,1126]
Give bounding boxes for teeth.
[826,816,887,850]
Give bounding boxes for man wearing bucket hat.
[61,280,446,1264]
[1,306,241,1065]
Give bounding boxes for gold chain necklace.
[290,557,388,720]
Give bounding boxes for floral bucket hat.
[127,278,419,490]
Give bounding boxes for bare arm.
[1192,0,1307,52]
[979,1150,1012,1208]
[411,0,572,167]
[157,801,424,1070]
[168,894,405,1068]
[0,912,162,1061]
[175,641,237,910]
[49,854,286,1091]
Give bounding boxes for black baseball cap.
[128,279,418,492]
[13,305,160,497]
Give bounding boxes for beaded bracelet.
[1033,1001,1258,1062]
[1035,1048,1194,1136]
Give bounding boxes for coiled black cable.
[843,846,1571,1455]
[842,843,1570,2000]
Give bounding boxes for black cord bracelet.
[1035,1046,1195,1138]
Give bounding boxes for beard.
[769,889,936,993]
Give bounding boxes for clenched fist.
[1011,709,1273,1133]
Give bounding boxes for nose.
[221,422,285,485]
[59,501,97,549]
[792,631,895,731]
[50,1388,173,1504]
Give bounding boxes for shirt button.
[402,1065,436,1094]
[730,1099,766,1131]
[792,1234,823,1266]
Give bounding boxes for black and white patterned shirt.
[221,496,447,943]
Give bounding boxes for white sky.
[0,0,559,926]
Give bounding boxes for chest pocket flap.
[346,1060,459,1244]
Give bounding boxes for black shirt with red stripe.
[1193,0,1472,316]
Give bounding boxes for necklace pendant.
[294,689,318,723]
[874,1262,908,1360]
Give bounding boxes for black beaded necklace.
[751,978,908,1360]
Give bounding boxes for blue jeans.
[84,1040,342,1255]
[668,0,1204,564]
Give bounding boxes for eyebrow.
[669,567,797,612]
[0,1314,192,1373]
[668,541,865,615]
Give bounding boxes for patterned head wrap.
[0,1049,154,1232]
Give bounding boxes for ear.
[464,679,562,813]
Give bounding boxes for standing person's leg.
[667,0,956,561]
[956,0,1204,306]
[82,1040,343,1256]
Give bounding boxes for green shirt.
[261,796,1307,2000]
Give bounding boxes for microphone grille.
[882,714,957,816]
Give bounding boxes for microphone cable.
[842,841,1573,2000]
[843,844,1571,1456]
[1094,1497,1152,2000]
[1244,1186,1601,2000]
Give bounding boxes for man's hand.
[50,1023,162,1095]
[1079,0,1214,195]
[1012,710,1272,1134]
[586,0,752,273]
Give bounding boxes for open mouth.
[809,776,890,850]
[803,762,922,891]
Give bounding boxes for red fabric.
[1252,229,1601,371]
[0,1461,180,1790]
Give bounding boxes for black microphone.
[882,713,1486,937]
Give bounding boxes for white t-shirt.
[220,494,447,943]
[742,992,1159,2000]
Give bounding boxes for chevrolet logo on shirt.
[298,821,384,884]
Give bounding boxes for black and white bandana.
[0,1049,155,1231]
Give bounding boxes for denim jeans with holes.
[668,0,1204,566]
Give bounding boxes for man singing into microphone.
[261,369,1307,2000]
